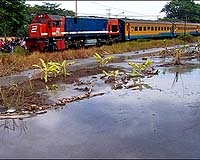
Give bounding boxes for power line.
[77,12,162,18]
[90,1,149,16]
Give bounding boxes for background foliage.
[0,0,75,37]
[1,0,200,37]
[160,0,200,23]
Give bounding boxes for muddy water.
[0,59,200,158]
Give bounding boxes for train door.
[171,23,175,37]
[47,21,51,36]
[127,23,130,40]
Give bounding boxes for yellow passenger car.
[119,19,174,40]
[174,22,199,36]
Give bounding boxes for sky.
[25,1,169,20]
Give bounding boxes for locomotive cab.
[106,19,121,44]
[29,14,65,38]
[29,14,48,38]
[26,14,65,52]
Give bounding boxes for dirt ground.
[0,66,119,116]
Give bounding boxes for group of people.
[0,37,26,53]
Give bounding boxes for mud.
[0,66,119,115]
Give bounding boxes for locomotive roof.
[47,14,63,20]
[65,16,107,20]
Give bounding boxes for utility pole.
[184,15,187,48]
[75,0,77,17]
[106,9,111,18]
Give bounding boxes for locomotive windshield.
[53,21,61,27]
[112,25,118,32]
[34,17,46,24]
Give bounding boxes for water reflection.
[0,119,28,137]
[166,63,200,75]
[171,71,184,87]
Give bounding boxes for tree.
[0,0,28,37]
[0,1,75,37]
[27,2,75,23]
[161,0,200,23]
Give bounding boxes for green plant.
[9,84,24,109]
[13,46,29,55]
[0,87,7,107]
[178,33,193,42]
[159,39,170,57]
[33,58,54,83]
[60,60,75,77]
[94,53,113,67]
[102,70,119,79]
[128,60,154,76]
[46,84,59,91]
[173,48,184,65]
[195,39,200,51]
[47,61,62,77]
[136,39,150,42]
[15,87,24,109]
[28,80,35,94]
[32,59,75,83]
[0,84,25,110]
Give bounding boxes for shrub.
[177,33,193,42]
[13,46,30,55]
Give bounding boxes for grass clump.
[177,33,193,43]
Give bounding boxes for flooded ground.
[0,54,199,158]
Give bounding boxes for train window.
[155,27,157,31]
[164,27,166,30]
[143,27,146,31]
[127,23,130,31]
[151,27,154,31]
[53,21,61,27]
[131,26,134,31]
[161,27,163,30]
[170,27,172,30]
[158,27,160,31]
[139,27,142,31]
[36,18,46,24]
[112,25,118,32]
[135,27,138,31]
[167,27,169,30]
[147,26,150,30]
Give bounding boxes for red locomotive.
[26,14,120,52]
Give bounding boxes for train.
[25,13,200,52]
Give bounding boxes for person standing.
[10,38,16,53]
[0,39,4,49]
